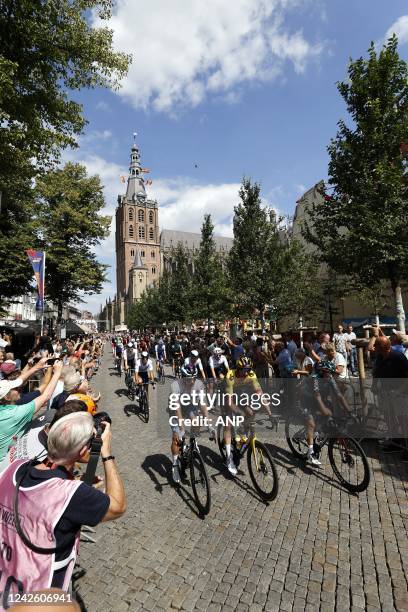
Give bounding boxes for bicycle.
[285,414,370,493]
[115,355,122,376]
[156,358,166,385]
[125,369,137,401]
[217,419,279,502]
[175,431,211,516]
[173,357,182,378]
[136,381,154,423]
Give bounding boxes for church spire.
[125,133,147,203]
[131,248,147,269]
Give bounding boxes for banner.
[26,250,46,311]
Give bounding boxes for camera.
[93,411,112,436]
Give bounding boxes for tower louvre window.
[149,211,154,224]
[151,251,155,258]
[139,226,145,239]
[129,225,134,238]
[138,209,144,222]
[129,209,133,221]
[141,250,145,257]
[130,249,134,257]
[149,228,154,240]
[152,266,156,275]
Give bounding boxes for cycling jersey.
[208,355,229,371]
[135,358,154,373]
[224,369,262,395]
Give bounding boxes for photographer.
[0,412,126,595]
[0,359,63,461]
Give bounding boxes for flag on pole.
[120,175,126,183]
[26,250,46,311]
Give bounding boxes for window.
[130,249,135,257]
[138,209,144,222]
[141,250,145,257]
[129,209,133,221]
[139,226,145,239]
[129,225,134,238]
[149,227,154,240]
[151,251,155,258]
[149,211,154,224]
[152,266,156,275]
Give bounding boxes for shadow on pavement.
[141,453,204,518]
[360,439,408,484]
[266,442,348,494]
[124,403,145,421]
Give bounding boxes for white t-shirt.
[333,352,348,379]
[294,355,314,371]
[344,331,356,347]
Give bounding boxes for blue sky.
[66,1,408,314]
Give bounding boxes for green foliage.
[0,0,130,307]
[34,162,111,319]
[191,214,232,324]
[303,36,408,328]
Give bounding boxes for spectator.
[332,324,348,361]
[324,342,348,381]
[51,370,88,410]
[0,412,126,593]
[293,348,314,377]
[285,333,298,360]
[0,359,63,461]
[344,324,357,375]
[390,330,408,358]
[274,341,293,377]
[225,336,244,367]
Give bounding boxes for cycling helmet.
[213,347,222,355]
[181,364,198,378]
[141,351,148,358]
[190,350,199,358]
[316,360,336,375]
[127,342,134,348]
[236,356,252,370]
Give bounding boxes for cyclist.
[222,356,276,475]
[124,341,138,388]
[114,337,124,373]
[135,351,155,393]
[184,349,206,381]
[207,347,229,392]
[170,336,184,377]
[155,338,167,378]
[169,364,214,483]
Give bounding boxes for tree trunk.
[259,305,265,331]
[393,284,406,332]
[57,298,63,325]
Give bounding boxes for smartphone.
[46,358,57,366]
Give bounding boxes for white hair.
[47,412,94,464]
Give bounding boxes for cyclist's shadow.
[115,388,129,398]
[199,441,265,504]
[141,453,204,518]
[124,403,145,421]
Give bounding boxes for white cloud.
[95,100,111,112]
[93,0,323,112]
[385,15,408,45]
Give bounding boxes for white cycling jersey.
[136,358,154,373]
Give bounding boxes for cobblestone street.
[74,353,408,612]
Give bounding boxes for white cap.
[0,377,24,401]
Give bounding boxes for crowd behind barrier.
[0,321,407,606]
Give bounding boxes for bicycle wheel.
[190,448,211,515]
[144,392,150,423]
[247,440,279,501]
[328,437,370,493]
[285,420,309,459]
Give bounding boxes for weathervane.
[133,131,138,141]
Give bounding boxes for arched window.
[138,209,144,222]
[149,211,154,224]
[152,266,156,275]
[129,209,133,221]
[139,226,145,239]
[151,251,155,258]
[129,225,134,238]
[149,227,154,240]
[141,250,145,257]
[130,249,135,257]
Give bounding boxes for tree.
[166,244,194,326]
[303,36,408,331]
[0,0,130,308]
[228,179,276,328]
[191,214,231,327]
[34,162,111,321]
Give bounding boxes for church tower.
[128,248,148,304]
[115,137,160,297]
